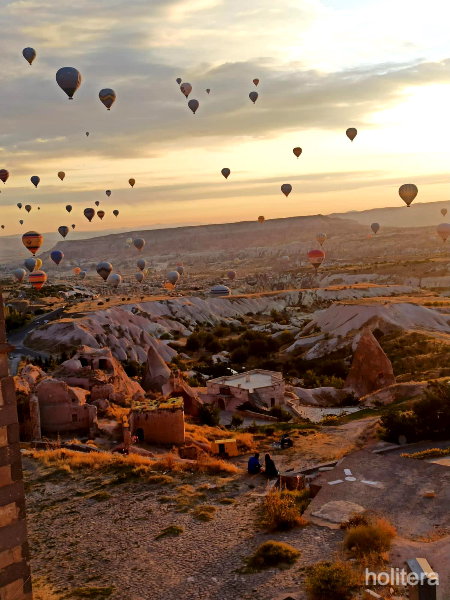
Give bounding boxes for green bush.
[230,414,244,430]
[197,403,221,427]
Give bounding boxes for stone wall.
[130,407,185,445]
[0,290,33,599]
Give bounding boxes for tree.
[198,403,221,427]
[230,414,244,430]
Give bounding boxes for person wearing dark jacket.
[264,453,279,478]
[247,452,262,474]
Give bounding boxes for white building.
[206,369,285,410]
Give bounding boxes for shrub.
[155,525,183,540]
[147,474,174,485]
[269,405,292,422]
[344,517,396,557]
[305,561,359,600]
[260,488,310,531]
[245,541,300,571]
[230,414,244,430]
[197,403,221,427]
[340,512,370,530]
[192,504,217,522]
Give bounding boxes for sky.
[0,0,449,236]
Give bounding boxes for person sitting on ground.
[264,453,279,478]
[247,452,262,475]
[280,433,293,449]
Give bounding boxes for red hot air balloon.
[307,249,325,271]
[22,231,43,255]
[346,128,357,141]
[253,79,259,86]
[29,270,47,290]
[97,210,105,220]
[0,169,9,183]
[84,208,95,222]
[293,147,302,158]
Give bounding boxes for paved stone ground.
[24,459,343,600]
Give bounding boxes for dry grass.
[401,447,450,460]
[185,423,256,453]
[244,541,300,572]
[192,504,217,522]
[305,560,360,600]
[344,517,397,558]
[260,488,310,532]
[105,404,130,421]
[33,579,62,600]
[147,474,174,485]
[155,525,183,540]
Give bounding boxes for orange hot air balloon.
[129,178,135,188]
[29,270,47,291]
[346,128,357,141]
[258,215,265,224]
[399,183,418,207]
[253,78,259,86]
[73,267,81,275]
[293,147,302,158]
[307,249,325,271]
[164,282,174,290]
[22,231,43,255]
[58,171,65,181]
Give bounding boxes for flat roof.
[132,397,183,411]
[210,370,282,390]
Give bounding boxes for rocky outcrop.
[162,371,203,416]
[361,381,429,407]
[344,328,395,398]
[142,346,171,392]
[35,378,90,405]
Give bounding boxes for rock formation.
[162,370,203,416]
[344,327,395,397]
[142,345,171,392]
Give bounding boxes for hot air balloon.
[19,220,24,225]
[66,205,72,213]
[1,225,4,229]
[176,78,182,85]
[35,258,42,270]
[293,147,302,158]
[99,88,116,110]
[56,67,82,99]
[126,237,132,245]
[253,79,259,86]
[441,208,448,217]
[316,232,327,246]
[398,184,418,207]
[249,91,258,104]
[281,183,292,197]
[71,224,76,229]
[50,250,64,265]
[206,88,210,94]
[29,270,47,291]
[188,99,199,114]
[135,272,144,283]
[346,128,357,141]
[37,207,40,210]
[180,83,192,98]
[371,223,380,235]
[167,271,180,286]
[281,255,289,263]
[221,168,230,179]
[25,205,32,213]
[164,282,174,290]
[73,267,81,276]
[108,273,122,288]
[22,231,43,255]
[58,171,65,181]
[22,47,36,65]
[437,223,450,242]
[137,258,147,271]
[113,210,119,217]
[0,169,9,184]
[133,238,145,252]
[84,208,95,222]
[258,215,265,224]
[30,176,40,187]
[97,210,105,220]
[95,201,100,207]
[13,268,26,282]
[176,265,184,276]
[79,270,87,280]
[17,203,22,209]
[24,258,37,273]
[227,270,236,281]
[58,226,69,238]
[307,249,325,271]
[210,285,231,297]
[106,190,111,197]
[96,262,113,281]
[129,178,135,188]
[86,132,89,137]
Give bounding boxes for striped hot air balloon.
[399,184,418,207]
[29,270,47,291]
[307,249,325,271]
[99,88,116,110]
[22,231,43,255]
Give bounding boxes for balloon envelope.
[206,88,210,94]
[22,231,43,255]
[79,270,87,280]
[249,91,258,104]
[25,205,32,213]
[13,268,26,282]
[95,201,100,207]
[126,238,132,245]
[96,262,113,281]
[316,232,327,246]
[30,176,40,187]
[176,78,182,85]
[346,128,357,141]
[29,270,47,291]
[35,258,42,270]
[58,171,65,181]
[56,67,82,99]
[86,132,89,137]
[258,215,265,224]
[180,82,192,97]
[176,265,184,276]
[23,47,36,65]
[221,168,230,179]
[281,183,292,197]
[441,208,448,217]
[129,178,135,188]
[398,184,418,207]
[293,147,302,158]
[106,190,111,197]
[227,270,236,280]
[97,210,105,220]
[188,99,199,114]
[437,223,450,242]
[73,267,81,275]
[0,169,9,183]
[253,79,259,86]
[133,238,145,252]
[50,250,64,265]
[108,273,122,287]
[371,223,380,235]
[58,226,69,238]
[135,272,144,283]
[84,208,95,222]
[66,205,72,213]
[307,249,325,270]
[71,224,75,229]
[99,88,116,110]
[24,258,37,273]
[167,271,180,285]
[17,203,22,209]
[113,210,119,217]
[137,259,147,271]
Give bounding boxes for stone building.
[129,397,185,445]
[0,289,33,599]
[206,369,285,411]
